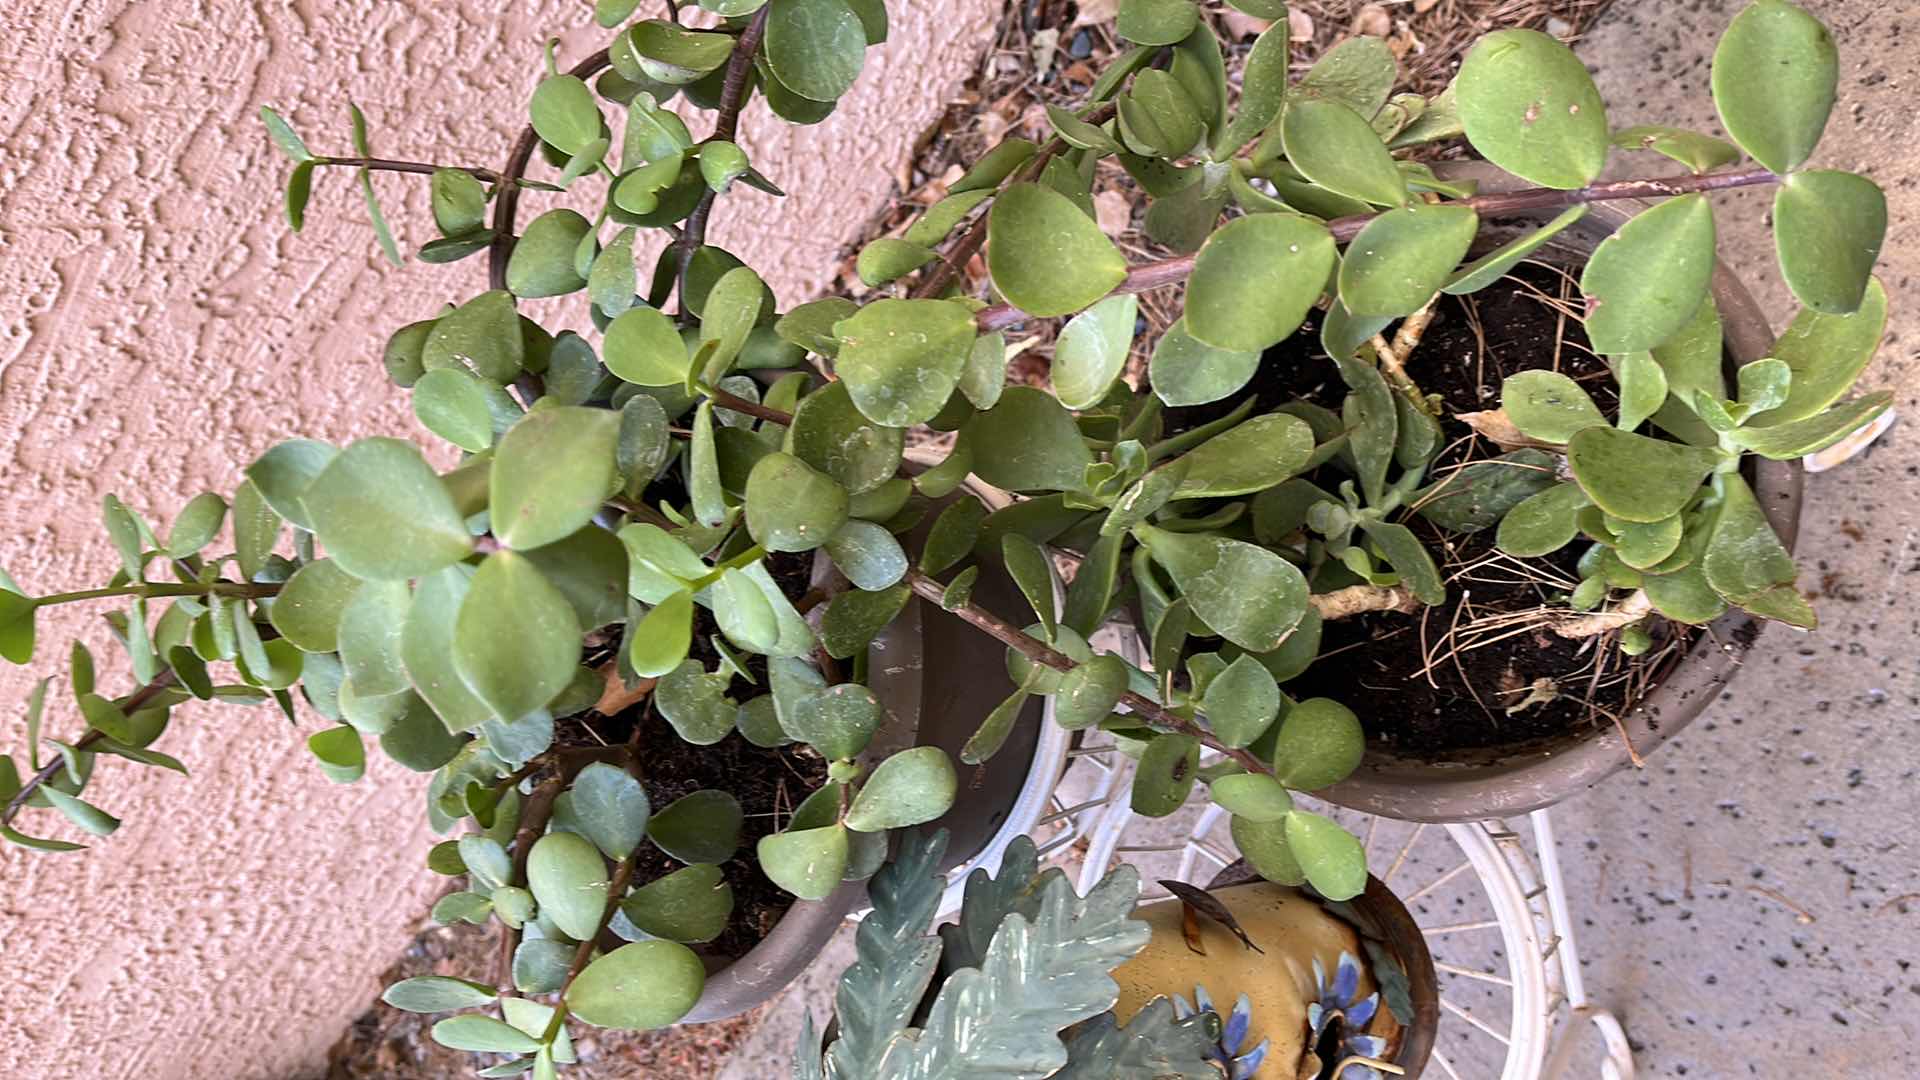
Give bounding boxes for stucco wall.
[0,2,995,1077]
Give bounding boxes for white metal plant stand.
[1031,732,1636,1080]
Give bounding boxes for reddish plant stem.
[709,386,795,426]
[3,670,180,828]
[674,7,773,308]
[488,48,615,294]
[973,166,1781,333]
[321,157,500,182]
[901,570,1266,775]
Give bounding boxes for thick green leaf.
[422,290,524,383]
[856,238,936,287]
[491,407,620,551]
[1281,96,1406,207]
[1710,0,1837,173]
[401,567,492,733]
[626,20,735,83]
[307,725,365,783]
[1171,414,1314,499]
[1231,814,1304,885]
[379,696,464,772]
[1752,277,1887,425]
[164,492,227,559]
[1772,170,1885,315]
[507,209,592,298]
[1611,125,1742,173]
[531,75,605,157]
[825,520,909,592]
[765,0,867,102]
[453,551,582,721]
[571,761,651,860]
[1702,472,1798,603]
[528,831,610,941]
[785,682,882,759]
[1296,35,1397,119]
[1415,450,1558,534]
[628,588,695,678]
[1611,514,1684,571]
[746,452,849,553]
[820,584,910,660]
[605,305,688,387]
[1339,204,1479,317]
[1210,772,1293,823]
[786,381,905,494]
[1117,0,1197,45]
[567,941,706,1030]
[1203,654,1280,748]
[647,788,744,864]
[268,558,360,653]
[246,438,338,530]
[1496,482,1591,557]
[336,580,412,704]
[961,387,1095,492]
[1213,19,1290,156]
[1580,194,1716,354]
[623,863,733,943]
[1148,318,1258,407]
[1445,205,1590,295]
[1052,294,1139,410]
[431,1015,542,1055]
[1457,29,1609,188]
[1136,525,1308,652]
[845,746,957,831]
[411,369,495,453]
[1734,392,1892,460]
[987,183,1128,318]
[1284,810,1366,900]
[1054,654,1127,731]
[1502,370,1606,443]
[1132,734,1199,818]
[1186,214,1336,352]
[1566,427,1719,523]
[1266,697,1364,789]
[1361,519,1445,605]
[832,299,977,427]
[759,824,851,900]
[382,976,498,1014]
[1615,351,1668,432]
[303,438,471,580]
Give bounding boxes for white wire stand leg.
[1060,732,1636,1080]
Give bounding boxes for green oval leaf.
[746,452,850,553]
[1172,414,1315,499]
[1053,294,1139,409]
[1282,96,1406,208]
[431,1015,542,1054]
[1054,654,1127,731]
[604,305,688,386]
[527,831,609,941]
[1231,814,1304,885]
[571,761,651,860]
[412,369,495,453]
[1772,170,1885,315]
[648,788,743,864]
[1580,193,1716,355]
[566,940,706,1030]
[1186,214,1336,352]
[506,209,592,298]
[1210,772,1293,823]
[269,558,361,653]
[531,75,605,157]
[1457,29,1609,189]
[1495,481,1591,558]
[786,382,905,496]
[628,588,695,678]
[1136,525,1309,652]
[960,387,1096,492]
[765,0,867,102]
[831,298,978,427]
[1566,427,1720,523]
[1117,0,1198,45]
[1203,654,1281,749]
[1501,370,1606,443]
[758,823,851,900]
[382,976,498,1014]
[453,551,582,721]
[622,864,733,943]
[1132,734,1200,818]
[304,438,473,580]
[1149,318,1258,407]
[1710,0,1837,173]
[1610,125,1741,174]
[246,438,339,530]
[1339,204,1480,317]
[987,183,1128,318]
[491,407,620,551]
[845,746,958,832]
[1283,810,1366,900]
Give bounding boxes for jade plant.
[796,830,1224,1079]
[0,0,1893,1068]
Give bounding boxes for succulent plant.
[0,0,1894,1068]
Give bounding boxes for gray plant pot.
[680,469,1064,1023]
[1318,161,1802,823]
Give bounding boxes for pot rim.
[1318,160,1803,823]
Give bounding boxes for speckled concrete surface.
[0,2,995,1077]
[1551,1,1920,1075]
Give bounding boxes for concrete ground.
[725,2,1920,1077]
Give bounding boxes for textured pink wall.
[0,2,994,1076]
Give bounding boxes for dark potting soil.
[556,547,828,967]
[1168,262,1671,758]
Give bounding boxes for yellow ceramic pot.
[1111,880,1400,1078]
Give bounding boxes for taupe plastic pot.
[1319,161,1803,823]
[680,468,1063,1022]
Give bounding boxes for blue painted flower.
[1173,984,1269,1080]
[1306,952,1389,1079]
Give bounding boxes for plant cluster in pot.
[0,0,1893,1071]
[799,830,1439,1080]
